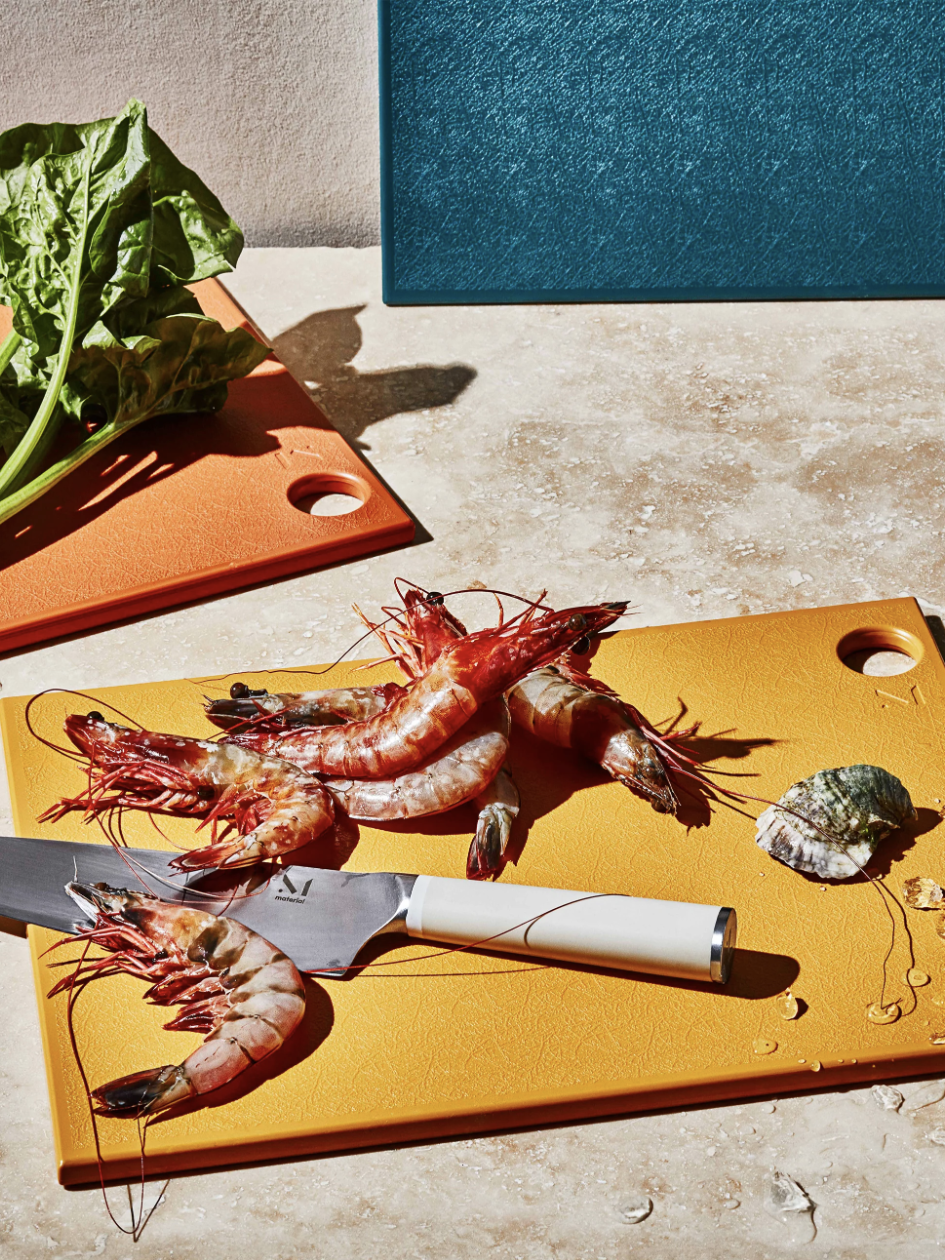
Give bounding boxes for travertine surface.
[1,247,944,1258]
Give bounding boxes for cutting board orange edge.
[3,597,945,1186]
[0,280,415,656]
[38,1036,945,1187]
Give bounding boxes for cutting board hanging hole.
[838,627,923,676]
[288,473,367,518]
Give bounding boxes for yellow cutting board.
[3,598,945,1186]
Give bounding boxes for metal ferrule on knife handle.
[404,876,737,983]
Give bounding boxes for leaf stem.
[0,328,23,377]
[0,149,93,498]
[0,417,133,528]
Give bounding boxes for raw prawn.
[375,587,522,877]
[205,681,405,731]
[389,587,679,816]
[323,698,511,823]
[50,882,305,1116]
[204,587,455,735]
[507,661,679,814]
[48,715,334,869]
[226,602,627,779]
[210,596,520,876]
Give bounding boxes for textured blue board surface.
[379,0,945,305]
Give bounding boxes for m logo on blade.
[273,874,313,905]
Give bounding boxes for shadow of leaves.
[273,306,476,449]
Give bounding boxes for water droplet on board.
[867,1002,901,1025]
[935,912,945,941]
[929,1129,945,1146]
[753,1038,778,1055]
[902,878,945,910]
[929,1032,945,1045]
[908,969,931,987]
[810,1061,822,1072]
[777,990,800,1020]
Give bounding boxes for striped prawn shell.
[507,667,678,813]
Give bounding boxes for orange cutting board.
[3,598,945,1186]
[0,282,414,654]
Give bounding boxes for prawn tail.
[92,1064,194,1117]
[466,804,513,880]
[467,764,520,880]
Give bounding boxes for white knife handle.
[404,875,736,984]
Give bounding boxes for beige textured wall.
[0,0,380,246]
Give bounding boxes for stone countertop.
[1,247,944,1258]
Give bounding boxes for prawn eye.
[196,785,215,801]
[567,613,587,633]
[427,590,444,605]
[87,711,104,722]
[571,635,591,655]
[230,682,249,698]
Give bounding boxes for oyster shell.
[755,765,915,880]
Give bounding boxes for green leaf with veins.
[63,310,268,428]
[0,313,268,528]
[0,100,153,493]
[148,130,244,285]
[0,99,264,525]
[0,99,152,365]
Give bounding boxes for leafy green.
[0,310,267,526]
[148,131,244,286]
[67,310,267,428]
[0,102,151,369]
[0,99,268,528]
[0,386,29,456]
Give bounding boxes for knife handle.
[404,876,736,984]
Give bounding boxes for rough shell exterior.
[902,876,945,909]
[755,764,915,880]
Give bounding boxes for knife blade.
[0,834,415,979]
[0,835,737,983]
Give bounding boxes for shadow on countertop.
[274,305,476,450]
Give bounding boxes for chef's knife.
[0,835,737,983]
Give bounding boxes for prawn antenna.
[25,688,146,765]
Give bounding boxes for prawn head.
[51,714,335,869]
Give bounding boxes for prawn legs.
[47,715,335,869]
[51,883,306,1116]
